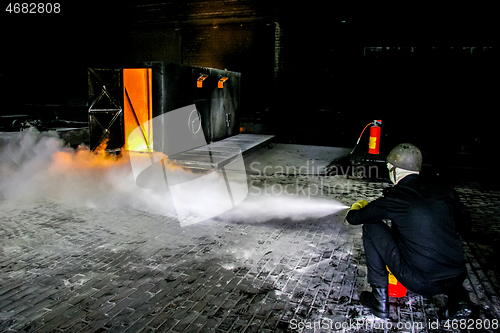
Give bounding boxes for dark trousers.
[362,221,467,297]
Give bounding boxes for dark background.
[1,1,497,170]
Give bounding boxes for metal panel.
[154,64,213,155]
[151,104,207,157]
[160,64,240,145]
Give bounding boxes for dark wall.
[125,30,182,65]
[1,2,497,166]
[1,4,124,121]
[181,22,274,120]
[273,45,498,154]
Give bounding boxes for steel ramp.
[169,134,274,171]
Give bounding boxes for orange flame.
[94,138,109,152]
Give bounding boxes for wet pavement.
[1,143,500,332]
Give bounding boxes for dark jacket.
[347,174,468,281]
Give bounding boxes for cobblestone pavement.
[1,156,500,332]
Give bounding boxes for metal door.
[123,68,153,151]
[209,73,239,142]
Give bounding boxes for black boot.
[439,286,472,320]
[439,300,472,320]
[360,285,389,318]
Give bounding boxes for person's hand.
[344,200,369,225]
[350,200,369,211]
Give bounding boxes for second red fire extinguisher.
[368,120,382,154]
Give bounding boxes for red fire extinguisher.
[368,120,382,155]
[387,266,407,297]
[350,119,383,155]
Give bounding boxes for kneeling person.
[346,143,471,319]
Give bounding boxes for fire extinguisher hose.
[350,122,373,154]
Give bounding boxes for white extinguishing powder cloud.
[0,129,173,216]
[0,129,348,225]
[219,194,349,223]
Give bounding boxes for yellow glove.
[350,200,369,211]
[344,200,369,225]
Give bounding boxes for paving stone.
[147,309,176,330]
[1,178,500,332]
